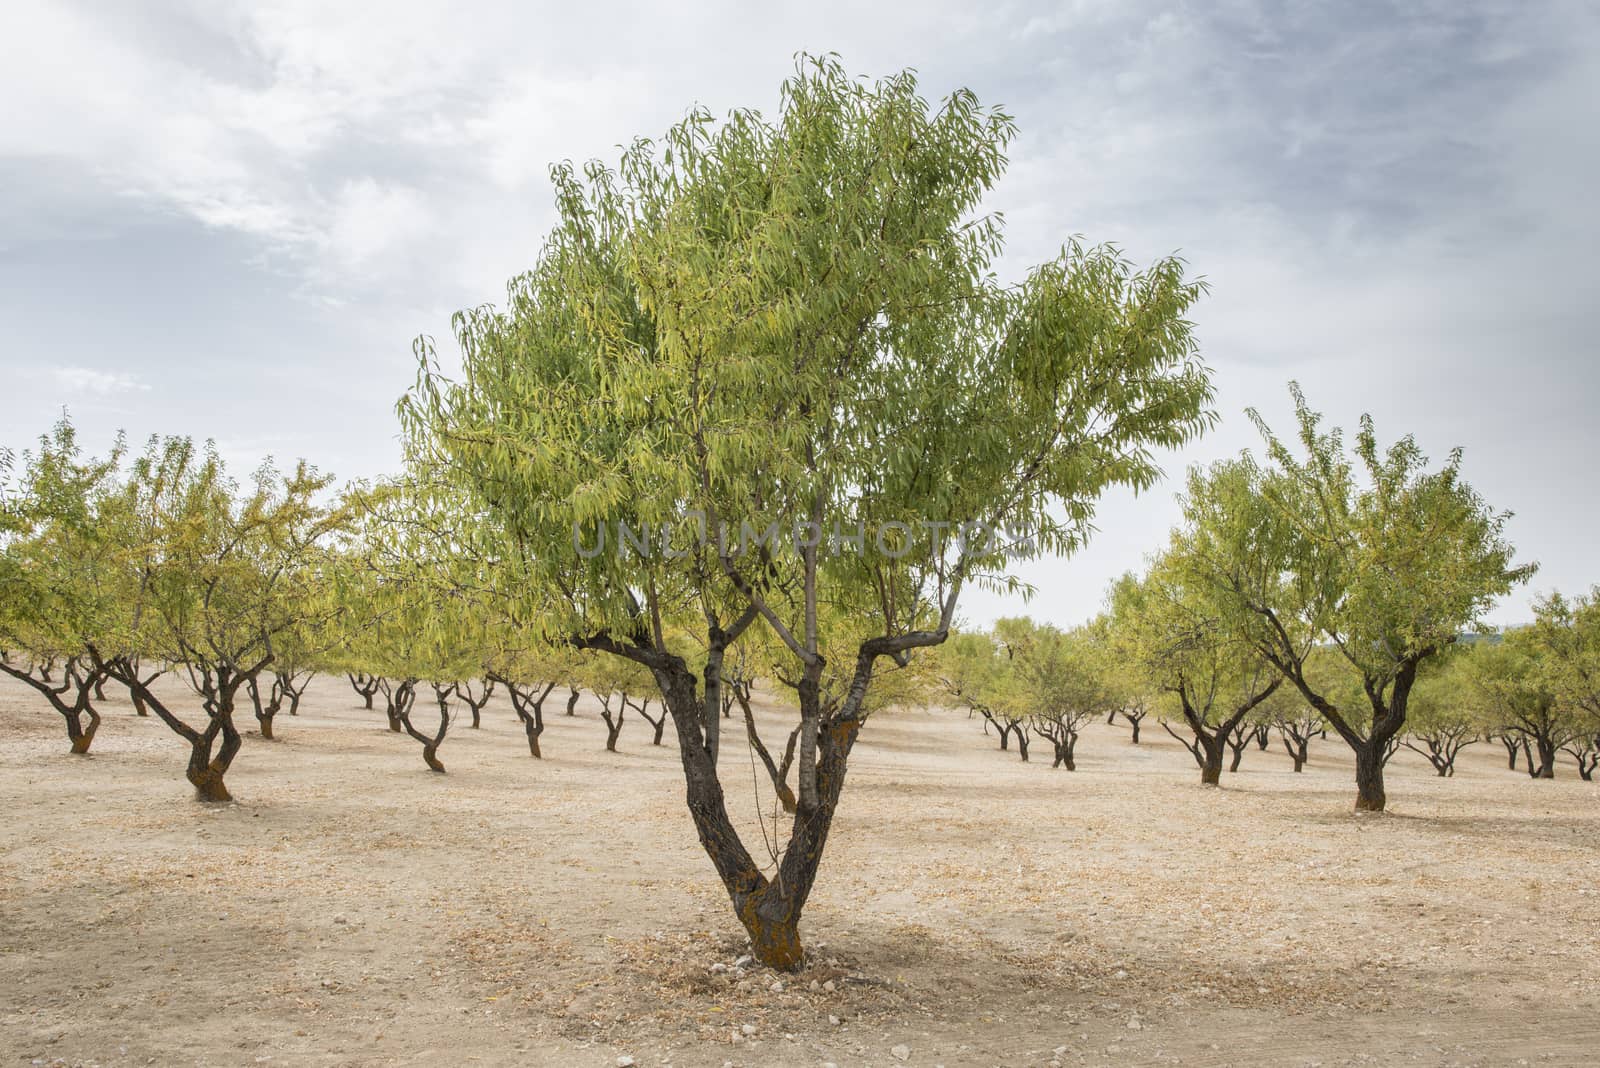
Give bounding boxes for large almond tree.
[402,57,1214,969]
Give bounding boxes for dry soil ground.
[1,674,1596,1068]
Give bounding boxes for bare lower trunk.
[1354,745,1387,812]
[650,661,861,973]
[68,709,99,754]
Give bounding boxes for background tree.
[1524,590,1600,778]
[937,630,1030,758]
[1400,650,1481,777]
[1179,387,1532,810]
[401,56,1214,969]
[1461,632,1574,779]
[996,617,1107,770]
[1109,564,1282,786]
[0,420,124,753]
[106,440,346,801]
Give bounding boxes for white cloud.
[49,367,151,396]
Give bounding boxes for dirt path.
[1,674,1595,1067]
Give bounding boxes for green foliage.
[400,54,1215,680]
[1173,385,1532,806]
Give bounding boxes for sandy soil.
[1,673,1596,1068]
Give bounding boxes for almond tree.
[491,644,585,758]
[1180,388,1532,810]
[103,439,347,801]
[401,56,1213,968]
[997,617,1109,771]
[1462,632,1576,779]
[347,671,383,709]
[1109,564,1282,786]
[1524,590,1600,778]
[1400,651,1481,777]
[342,482,481,773]
[0,419,123,753]
[936,631,1030,758]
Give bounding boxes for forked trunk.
[67,708,99,754]
[651,661,862,973]
[1533,736,1557,779]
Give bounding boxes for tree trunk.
[1200,743,1224,786]
[421,743,445,773]
[1354,745,1387,812]
[67,709,98,755]
[646,659,862,973]
[566,688,581,716]
[187,694,243,804]
[525,721,543,758]
[1534,736,1557,779]
[1128,714,1142,744]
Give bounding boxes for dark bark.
[458,677,495,729]
[1032,715,1083,769]
[1279,726,1310,772]
[1403,728,1477,777]
[108,655,259,802]
[1166,675,1283,788]
[631,695,667,745]
[246,673,285,740]
[732,677,799,814]
[398,682,450,773]
[1498,734,1520,771]
[1225,719,1251,773]
[598,694,626,752]
[0,655,105,754]
[348,672,382,710]
[1253,723,1271,750]
[565,686,581,716]
[1249,604,1428,811]
[1123,707,1146,744]
[1353,743,1389,812]
[499,677,555,758]
[376,677,410,732]
[277,669,312,715]
[1566,741,1598,781]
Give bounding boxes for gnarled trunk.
[1354,745,1387,812]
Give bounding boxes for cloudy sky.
[3,0,1596,628]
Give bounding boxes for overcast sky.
[3,1,1596,628]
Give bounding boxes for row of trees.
[0,431,712,783]
[940,612,1600,783]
